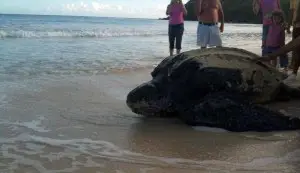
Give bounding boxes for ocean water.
[0,14,299,173]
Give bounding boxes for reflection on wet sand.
[126,117,300,172]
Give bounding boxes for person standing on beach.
[255,0,300,83]
[265,10,288,73]
[254,0,282,56]
[285,0,300,82]
[166,0,188,56]
[195,0,224,48]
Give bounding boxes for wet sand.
[0,70,300,173]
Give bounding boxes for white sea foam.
[0,116,49,133]
[0,28,264,39]
[0,134,299,172]
[0,29,167,39]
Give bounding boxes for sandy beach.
[0,70,299,173]
[0,15,299,173]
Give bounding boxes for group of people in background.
[166,0,300,84]
[253,0,300,83]
[166,0,224,56]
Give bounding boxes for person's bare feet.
[169,49,174,56]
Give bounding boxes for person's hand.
[252,55,276,62]
[219,23,224,33]
[253,8,259,15]
[252,2,259,15]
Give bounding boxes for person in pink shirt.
[255,0,282,56]
[166,0,187,56]
[265,10,288,72]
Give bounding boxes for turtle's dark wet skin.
[126,47,300,132]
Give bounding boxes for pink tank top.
[266,24,285,47]
[169,3,184,25]
[260,0,281,25]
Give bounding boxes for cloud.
[62,2,91,12]
[60,1,168,18]
[62,2,125,14]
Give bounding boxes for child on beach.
[166,0,188,56]
[265,10,289,73]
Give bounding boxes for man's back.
[197,0,220,23]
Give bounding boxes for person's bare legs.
[168,25,175,56]
[292,28,300,75]
[289,53,295,70]
[292,51,300,74]
[284,27,300,83]
[170,49,174,56]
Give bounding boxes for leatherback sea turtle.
[126,47,300,132]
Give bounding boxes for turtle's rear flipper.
[179,92,300,132]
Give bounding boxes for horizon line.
[0,12,261,25]
[0,12,160,20]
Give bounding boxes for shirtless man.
[195,0,224,48]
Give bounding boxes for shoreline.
[157,17,262,25]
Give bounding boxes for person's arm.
[195,0,202,17]
[182,3,188,15]
[277,0,281,9]
[287,0,295,31]
[166,4,171,15]
[294,7,300,23]
[218,0,224,32]
[258,35,300,61]
[280,29,285,47]
[252,0,260,15]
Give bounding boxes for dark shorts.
[265,46,288,68]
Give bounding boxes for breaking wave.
[0,29,167,39]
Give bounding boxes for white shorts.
[197,23,222,47]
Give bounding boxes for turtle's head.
[126,53,203,117]
[126,74,175,117]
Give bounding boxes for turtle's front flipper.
[277,83,300,101]
[178,92,300,132]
